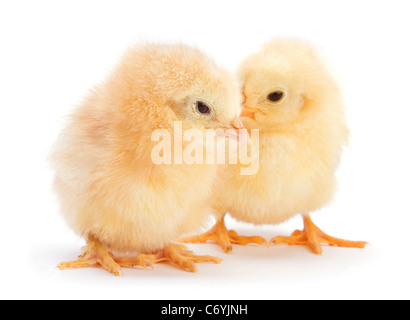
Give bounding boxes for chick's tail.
[271,215,368,254]
[179,214,267,253]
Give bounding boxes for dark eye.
[196,101,210,114]
[267,91,284,102]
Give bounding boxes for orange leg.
[179,215,267,253]
[114,244,221,273]
[271,215,368,254]
[58,235,124,276]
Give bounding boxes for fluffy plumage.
[227,39,348,223]
[182,39,366,254]
[52,43,242,274]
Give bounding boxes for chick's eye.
[196,101,210,114]
[267,91,284,103]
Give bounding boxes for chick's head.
[108,43,242,135]
[238,39,342,130]
[161,46,243,132]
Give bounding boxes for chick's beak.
[231,117,244,130]
[215,117,246,141]
[240,106,260,120]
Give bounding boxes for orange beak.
[231,117,244,130]
[215,117,247,141]
[240,106,261,120]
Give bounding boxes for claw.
[58,235,123,276]
[271,215,368,254]
[179,215,267,253]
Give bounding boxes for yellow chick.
[182,39,367,254]
[51,43,243,275]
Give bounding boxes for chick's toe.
[159,244,222,273]
[179,215,267,253]
[271,215,368,254]
[58,235,122,276]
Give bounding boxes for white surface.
[1,0,409,300]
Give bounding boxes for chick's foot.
[113,253,158,269]
[154,244,222,272]
[58,235,122,276]
[271,215,368,254]
[113,244,221,273]
[179,216,267,253]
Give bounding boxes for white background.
[1,0,409,300]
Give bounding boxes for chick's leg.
[58,235,122,276]
[113,244,221,273]
[179,215,267,253]
[271,215,368,254]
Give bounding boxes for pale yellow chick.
[51,43,242,275]
[182,39,367,254]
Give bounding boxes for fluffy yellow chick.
[182,39,367,254]
[51,43,242,275]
